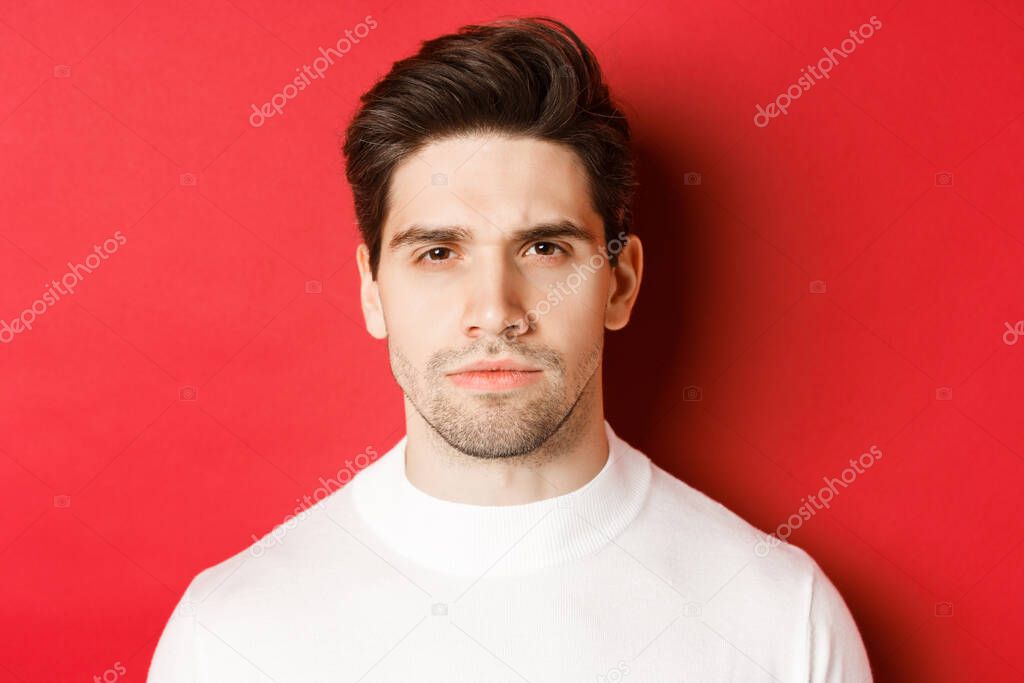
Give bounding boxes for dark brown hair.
[342,16,637,279]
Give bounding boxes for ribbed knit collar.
[350,420,652,578]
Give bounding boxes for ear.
[356,243,387,339]
[604,233,643,331]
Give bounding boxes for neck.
[402,379,608,506]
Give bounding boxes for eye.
[524,242,567,258]
[416,246,455,263]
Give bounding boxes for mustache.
[426,340,564,374]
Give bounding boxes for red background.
[2,0,1022,680]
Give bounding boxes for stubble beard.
[389,338,602,460]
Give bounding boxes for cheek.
[535,275,607,331]
[382,281,455,347]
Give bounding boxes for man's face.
[360,134,619,458]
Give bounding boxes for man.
[149,16,872,682]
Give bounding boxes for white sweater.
[148,420,872,682]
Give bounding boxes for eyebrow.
[387,220,597,251]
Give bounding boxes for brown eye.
[419,247,453,262]
[526,242,565,257]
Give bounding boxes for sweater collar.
[350,419,652,578]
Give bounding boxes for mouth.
[446,369,543,391]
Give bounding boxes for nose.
[461,250,532,341]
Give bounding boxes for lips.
[447,369,542,391]
[446,358,543,391]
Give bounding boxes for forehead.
[383,134,601,244]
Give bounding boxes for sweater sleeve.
[147,581,198,682]
[806,560,873,683]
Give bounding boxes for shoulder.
[633,462,820,587]
[177,470,378,617]
[619,461,848,639]
[623,463,871,679]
